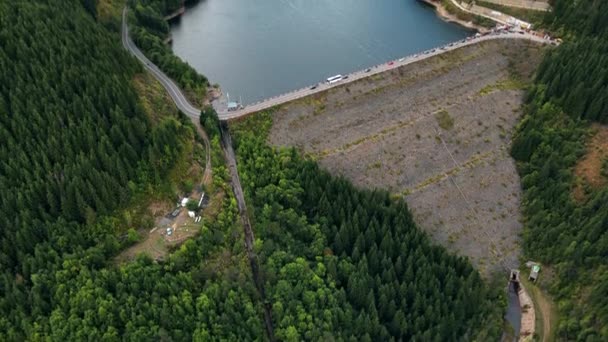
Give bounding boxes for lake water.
[505,282,521,341]
[170,0,471,104]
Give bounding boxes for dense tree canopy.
[230,113,505,341]
[128,0,209,105]
[0,1,262,340]
[5,0,608,340]
[511,0,608,339]
[0,0,149,275]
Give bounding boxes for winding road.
[219,31,553,120]
[122,7,554,122]
[122,7,211,184]
[123,10,274,339]
[122,8,200,119]
[122,7,556,341]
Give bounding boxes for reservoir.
[170,0,471,104]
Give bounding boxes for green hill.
[511,0,608,339]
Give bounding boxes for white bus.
[326,75,343,84]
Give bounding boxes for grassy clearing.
[477,1,547,25]
[479,78,528,96]
[572,124,608,202]
[520,275,558,342]
[97,0,125,31]
[132,73,180,124]
[440,0,496,28]
[435,109,455,130]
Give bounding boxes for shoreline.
[164,6,186,21]
[419,0,489,32]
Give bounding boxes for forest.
[0,1,506,339]
[0,1,265,340]
[511,0,608,339]
[229,113,505,341]
[2,0,608,340]
[128,0,209,106]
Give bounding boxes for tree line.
[128,0,209,105]
[230,113,505,341]
[511,0,608,339]
[0,1,266,340]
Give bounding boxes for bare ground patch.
[573,124,608,202]
[268,39,546,275]
[115,71,215,263]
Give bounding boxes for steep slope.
[511,0,608,339]
[0,2,264,340]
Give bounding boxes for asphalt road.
[219,31,554,120]
[122,7,554,122]
[121,8,200,118]
[122,8,212,184]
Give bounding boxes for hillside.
[2,0,607,340]
[266,39,545,276]
[0,1,262,340]
[511,0,608,339]
[229,113,506,340]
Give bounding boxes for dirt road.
[481,0,550,11]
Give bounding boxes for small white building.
[529,265,540,282]
[181,197,189,207]
[188,211,196,218]
[227,102,240,111]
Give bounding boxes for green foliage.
[511,1,608,339]
[0,2,264,340]
[435,109,454,130]
[231,114,505,340]
[186,199,199,211]
[0,0,151,271]
[548,0,608,38]
[182,179,194,193]
[534,39,608,123]
[200,105,221,139]
[81,0,99,18]
[129,0,209,104]
[127,228,141,244]
[476,1,546,26]
[602,158,608,179]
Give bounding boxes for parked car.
[388,61,394,66]
[310,85,317,90]
[365,68,371,72]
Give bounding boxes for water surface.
[505,282,521,341]
[170,0,471,104]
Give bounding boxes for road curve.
[122,7,213,184]
[121,7,201,118]
[122,6,554,122]
[220,32,555,120]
